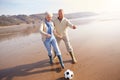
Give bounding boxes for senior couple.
[40,9,77,69]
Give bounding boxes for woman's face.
[46,15,52,22]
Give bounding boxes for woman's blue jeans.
[44,37,61,56]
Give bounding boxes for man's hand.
[58,35,63,39]
[73,25,77,29]
[46,34,51,38]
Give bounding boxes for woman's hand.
[46,34,51,38]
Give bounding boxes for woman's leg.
[51,39,65,69]
[44,40,53,64]
[51,39,61,56]
[53,37,61,59]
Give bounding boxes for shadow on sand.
[56,77,66,80]
[0,59,72,80]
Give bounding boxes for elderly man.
[40,12,65,69]
[53,9,77,63]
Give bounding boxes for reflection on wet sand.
[0,23,40,41]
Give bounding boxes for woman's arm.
[40,22,51,38]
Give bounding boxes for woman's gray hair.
[45,12,53,17]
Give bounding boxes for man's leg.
[63,36,77,63]
[44,40,53,65]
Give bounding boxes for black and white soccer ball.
[64,69,74,80]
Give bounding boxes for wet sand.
[0,18,120,80]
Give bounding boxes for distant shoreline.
[0,12,97,26]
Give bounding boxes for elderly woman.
[40,12,65,69]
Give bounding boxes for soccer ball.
[64,69,74,80]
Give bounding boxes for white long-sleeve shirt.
[53,17,73,37]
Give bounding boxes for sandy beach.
[0,15,120,80]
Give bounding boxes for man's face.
[58,10,64,19]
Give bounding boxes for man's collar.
[58,17,64,21]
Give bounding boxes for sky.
[0,0,120,15]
